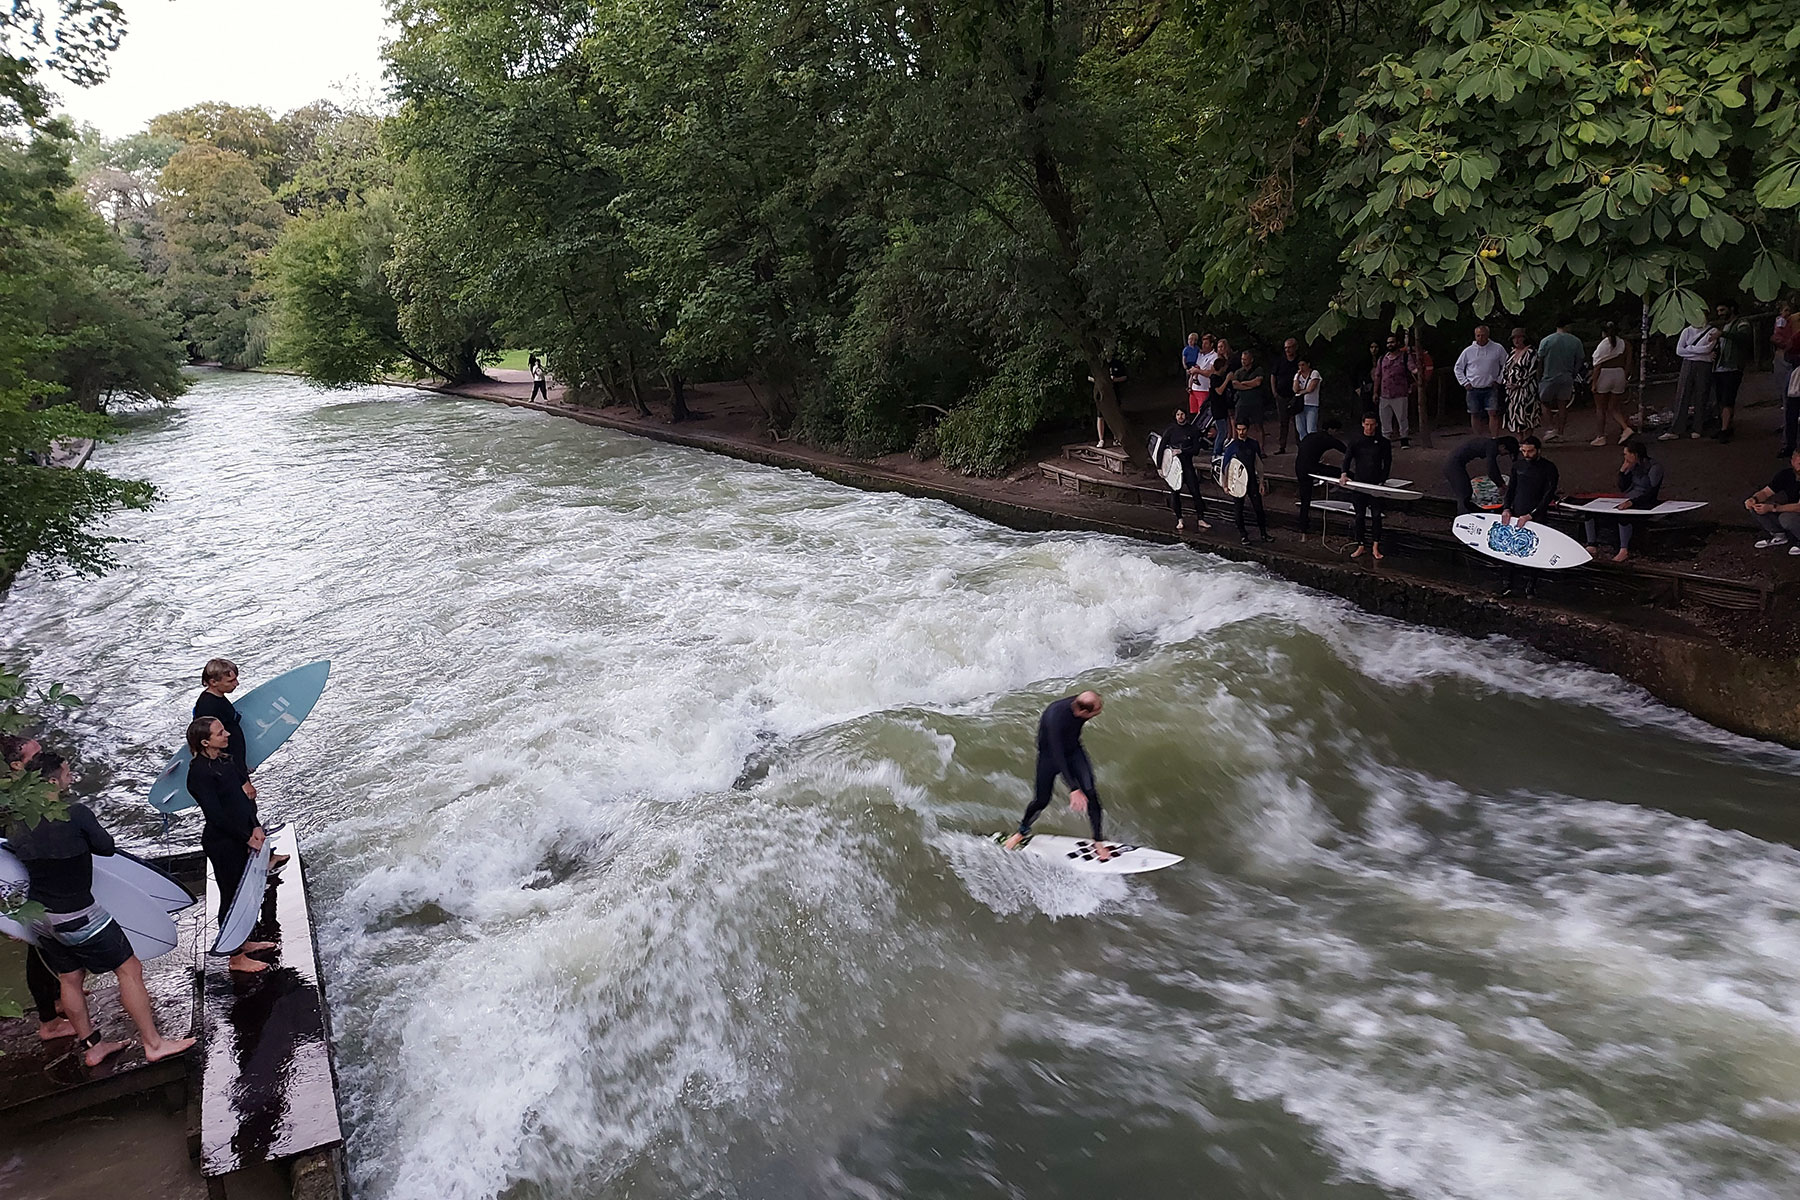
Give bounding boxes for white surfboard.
[0,845,181,960]
[993,833,1183,875]
[1453,513,1591,569]
[210,824,285,957]
[1219,458,1250,498]
[1556,499,1706,517]
[1311,474,1424,500]
[1147,434,1183,490]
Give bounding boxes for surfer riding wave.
[1003,691,1110,860]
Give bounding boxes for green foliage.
[937,352,1081,476]
[1312,0,1800,339]
[266,190,455,384]
[156,144,284,365]
[148,102,290,189]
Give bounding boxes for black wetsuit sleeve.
[194,692,250,771]
[1534,461,1559,521]
[1486,445,1503,483]
[73,804,115,858]
[1504,470,1522,513]
[1378,439,1393,482]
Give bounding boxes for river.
[5,371,1800,1200]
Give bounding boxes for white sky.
[53,0,393,136]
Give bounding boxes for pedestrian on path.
[1374,333,1414,447]
[1533,317,1583,442]
[529,354,549,402]
[1502,328,1539,437]
[1588,322,1634,445]
[1712,300,1753,443]
[1454,325,1506,438]
[1665,316,1719,440]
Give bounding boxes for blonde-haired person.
[195,659,249,773]
[185,717,277,974]
[1589,321,1635,446]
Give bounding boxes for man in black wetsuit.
[1499,434,1561,597]
[1156,407,1211,533]
[1294,417,1346,537]
[5,750,194,1066]
[1444,435,1519,514]
[1340,413,1393,559]
[1002,691,1112,860]
[3,733,73,1042]
[1220,420,1273,544]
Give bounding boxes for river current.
[5,372,1800,1200]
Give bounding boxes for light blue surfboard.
[1,845,183,960]
[147,660,331,815]
[209,824,287,957]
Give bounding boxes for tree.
[266,190,461,383]
[148,102,290,190]
[1311,0,1800,340]
[156,144,285,365]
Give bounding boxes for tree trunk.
[1085,349,1137,466]
[1411,321,1433,449]
[668,373,690,423]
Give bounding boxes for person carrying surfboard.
[185,717,278,974]
[1002,691,1112,861]
[1219,421,1273,544]
[1156,407,1211,532]
[3,733,75,1043]
[1340,413,1393,559]
[1499,435,1561,597]
[191,659,289,871]
[1443,436,1518,515]
[5,751,196,1066]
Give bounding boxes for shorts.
[34,914,134,976]
[1593,367,1627,394]
[1465,385,1496,415]
[1188,387,1208,415]
[1539,374,1574,405]
[1234,402,1262,426]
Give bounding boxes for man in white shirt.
[1453,325,1507,438]
[1664,319,1719,440]
[1190,334,1219,419]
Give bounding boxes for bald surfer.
[1002,691,1112,861]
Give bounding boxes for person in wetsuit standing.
[186,716,277,974]
[1157,407,1212,533]
[193,658,249,771]
[1002,691,1112,860]
[1499,434,1561,597]
[6,750,195,1066]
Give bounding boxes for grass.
[485,349,537,372]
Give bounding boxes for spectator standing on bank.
[528,355,549,402]
[1502,328,1539,437]
[1208,338,1235,455]
[1293,357,1323,439]
[1534,317,1583,443]
[1589,321,1634,445]
[1230,349,1268,445]
[1712,300,1753,443]
[1781,335,1800,459]
[1271,338,1302,454]
[1665,314,1719,440]
[1294,416,1345,537]
[1355,341,1380,414]
[1190,333,1219,419]
[1582,439,1664,564]
[1747,448,1800,555]
[1454,324,1507,438]
[1499,435,1560,597]
[1373,333,1414,447]
[1773,300,1794,409]
[1157,407,1211,533]
[1340,412,1393,559]
[1181,332,1201,386]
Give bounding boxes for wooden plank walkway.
[199,825,345,1187]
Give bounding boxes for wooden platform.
[199,826,345,1189]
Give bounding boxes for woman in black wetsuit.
[185,716,275,974]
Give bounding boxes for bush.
[936,354,1077,476]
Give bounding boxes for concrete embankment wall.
[470,391,1800,749]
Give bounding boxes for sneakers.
[1195,519,1212,531]
[1792,546,1800,557]
[1589,436,1607,446]
[1543,430,1560,442]
[1690,432,1700,439]
[1658,432,1678,441]
[1618,429,1633,444]
[1754,536,1790,549]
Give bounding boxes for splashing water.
[6,372,1800,1200]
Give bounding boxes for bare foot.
[1092,843,1114,861]
[38,1017,76,1041]
[1001,833,1026,850]
[83,1038,128,1067]
[228,954,270,974]
[1350,546,1365,558]
[240,941,279,954]
[1372,544,1385,560]
[1585,545,1600,556]
[144,1036,197,1063]
[1612,549,1630,564]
